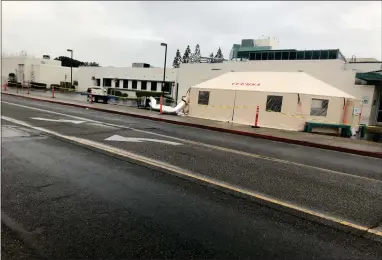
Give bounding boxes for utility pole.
[67,49,73,88]
[160,43,167,96]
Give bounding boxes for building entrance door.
[377,92,382,125]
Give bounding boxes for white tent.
[188,72,357,131]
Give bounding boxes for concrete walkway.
[2,87,382,158]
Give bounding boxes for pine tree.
[190,44,201,64]
[209,52,214,63]
[215,47,224,59]
[182,45,191,63]
[172,49,182,68]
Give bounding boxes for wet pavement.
[2,95,382,228]
[1,95,382,259]
[2,122,382,259]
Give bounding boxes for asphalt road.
[2,94,382,259]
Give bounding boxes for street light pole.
[160,43,167,97]
[67,49,73,88]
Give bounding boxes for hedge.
[136,90,163,98]
[7,81,22,88]
[60,82,75,89]
[30,82,47,89]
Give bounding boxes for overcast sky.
[2,1,381,67]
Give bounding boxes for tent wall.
[233,92,305,131]
[189,88,236,122]
[189,87,352,131]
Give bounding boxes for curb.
[3,92,382,159]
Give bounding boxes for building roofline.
[348,61,382,64]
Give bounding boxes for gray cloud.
[2,1,381,67]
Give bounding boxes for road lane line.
[2,101,381,184]
[3,115,380,239]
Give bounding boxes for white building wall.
[75,67,176,92]
[345,63,382,72]
[35,64,79,88]
[2,56,73,88]
[2,56,29,82]
[342,84,376,125]
[254,38,279,49]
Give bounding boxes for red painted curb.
[3,92,382,159]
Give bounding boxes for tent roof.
[192,72,355,99]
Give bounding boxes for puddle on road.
[2,125,31,138]
[2,125,46,141]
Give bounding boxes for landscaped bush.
[114,90,122,97]
[30,82,47,89]
[136,90,163,98]
[60,82,75,89]
[7,81,22,88]
[50,84,60,89]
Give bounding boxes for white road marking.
[31,117,86,124]
[2,115,379,239]
[2,101,381,184]
[105,134,182,146]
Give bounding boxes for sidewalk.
[2,87,382,158]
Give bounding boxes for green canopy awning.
[356,72,382,81]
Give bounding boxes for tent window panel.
[310,99,329,116]
[198,91,210,105]
[266,95,283,112]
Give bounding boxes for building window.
[305,51,313,60]
[115,80,120,88]
[289,51,297,60]
[312,50,320,60]
[123,80,129,88]
[282,51,289,60]
[255,53,262,60]
[266,95,283,112]
[103,78,112,87]
[321,50,329,59]
[151,81,157,91]
[198,91,210,105]
[132,80,137,89]
[329,50,338,59]
[296,51,304,60]
[275,52,282,60]
[162,82,171,93]
[95,79,100,86]
[141,81,147,90]
[310,99,329,116]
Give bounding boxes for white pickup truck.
[86,87,109,103]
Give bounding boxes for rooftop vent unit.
[132,63,151,68]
